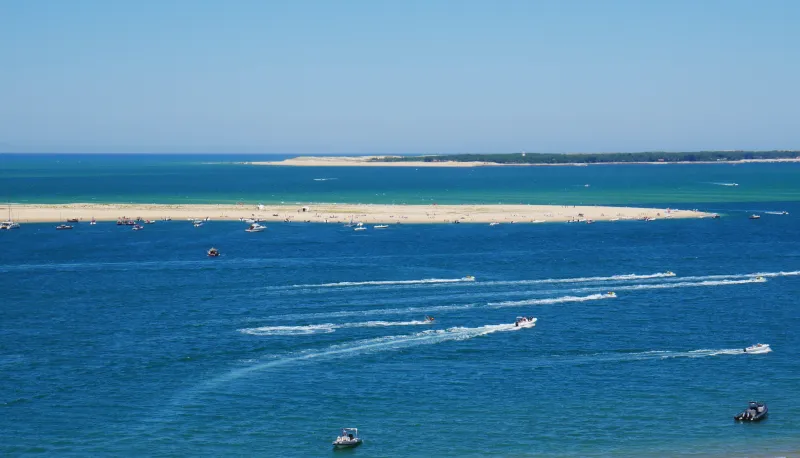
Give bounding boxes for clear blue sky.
[1,0,798,154]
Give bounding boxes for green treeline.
[370,151,800,164]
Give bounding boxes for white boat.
[333,428,362,448]
[246,223,266,232]
[462,275,476,281]
[132,224,144,231]
[605,291,617,298]
[354,226,367,231]
[514,316,537,328]
[0,221,20,230]
[489,222,500,226]
[743,343,771,354]
[749,214,761,220]
[374,225,389,229]
[1,204,20,229]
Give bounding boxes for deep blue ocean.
[1,155,799,456]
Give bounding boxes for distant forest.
[370,151,800,164]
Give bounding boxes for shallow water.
[3,153,800,205]
[1,201,798,456]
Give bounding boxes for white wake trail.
[239,320,433,336]
[547,347,756,367]
[218,323,529,385]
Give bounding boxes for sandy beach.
[244,156,800,167]
[6,203,711,224]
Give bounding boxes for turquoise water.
[2,153,800,205]
[1,203,799,456]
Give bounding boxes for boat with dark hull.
[734,401,768,422]
[332,428,362,448]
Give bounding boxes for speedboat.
[711,214,721,219]
[374,225,389,229]
[207,247,220,257]
[743,343,771,354]
[193,222,204,227]
[605,291,617,298]
[425,316,435,323]
[246,223,266,232]
[332,428,362,448]
[734,401,768,422]
[132,224,144,231]
[514,316,537,328]
[749,214,761,220]
[664,271,676,276]
[754,276,766,282]
[462,275,475,281]
[55,224,73,230]
[66,218,79,223]
[354,226,366,231]
[489,222,500,226]
[144,220,155,224]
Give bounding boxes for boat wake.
[273,293,614,322]
[288,277,476,289]
[489,293,616,307]
[312,178,337,181]
[214,323,528,385]
[611,277,766,291]
[543,348,752,367]
[239,320,433,336]
[479,272,676,288]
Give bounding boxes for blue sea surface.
[1,202,799,456]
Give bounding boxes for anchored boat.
[332,428,362,448]
[734,401,768,422]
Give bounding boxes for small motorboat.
[55,224,73,230]
[711,214,721,219]
[754,276,766,282]
[144,220,155,224]
[246,223,266,232]
[605,291,617,298]
[193,222,204,227]
[664,271,676,276]
[743,343,771,354]
[514,316,537,328]
[66,218,79,223]
[207,247,220,257]
[374,225,389,229]
[425,315,435,323]
[354,226,367,231]
[734,401,768,422]
[489,222,500,226]
[749,214,761,220]
[332,428,362,448]
[462,275,475,281]
[132,224,144,231]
